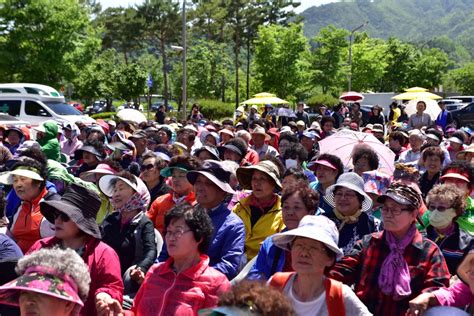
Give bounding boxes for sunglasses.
[140,164,155,172]
[53,211,70,222]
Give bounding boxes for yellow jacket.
[233,195,285,260]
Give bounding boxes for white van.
[0,83,95,127]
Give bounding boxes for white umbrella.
[404,98,441,120]
[319,129,395,175]
[116,109,147,124]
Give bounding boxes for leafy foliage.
[254,23,308,99]
[0,0,98,85]
[196,99,235,120]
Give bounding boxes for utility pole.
[182,0,187,121]
[348,21,368,91]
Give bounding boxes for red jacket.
[28,236,124,316]
[131,255,230,315]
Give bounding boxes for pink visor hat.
[308,159,338,171]
[0,266,84,308]
[79,163,117,182]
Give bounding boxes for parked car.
[0,113,30,126]
[85,101,116,114]
[68,101,84,112]
[451,102,474,128]
[439,99,463,111]
[0,83,95,127]
[447,96,474,105]
[151,100,175,112]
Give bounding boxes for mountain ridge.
[300,0,474,55]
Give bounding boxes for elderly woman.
[308,153,345,213]
[73,141,106,177]
[324,172,380,254]
[329,183,450,316]
[30,184,124,316]
[419,146,444,199]
[80,160,121,224]
[138,152,169,203]
[352,145,380,177]
[248,183,319,280]
[130,203,230,315]
[99,171,157,295]
[269,215,371,315]
[1,158,58,253]
[423,184,472,274]
[398,129,425,165]
[147,155,201,235]
[0,248,90,316]
[438,161,474,235]
[234,160,285,260]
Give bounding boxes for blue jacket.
[247,229,287,281]
[159,202,246,280]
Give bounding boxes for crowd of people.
[0,100,472,316]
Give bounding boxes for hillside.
[301,0,474,57]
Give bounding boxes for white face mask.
[285,159,298,169]
[429,208,457,229]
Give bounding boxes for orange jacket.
[146,191,196,235]
[10,187,52,253]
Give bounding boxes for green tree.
[350,37,387,92]
[309,25,349,94]
[115,62,147,103]
[411,48,450,89]
[187,39,233,100]
[74,49,118,107]
[445,63,474,95]
[138,0,181,108]
[96,7,145,64]
[0,0,96,85]
[380,38,418,92]
[254,23,308,99]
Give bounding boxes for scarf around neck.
[249,194,277,213]
[333,208,362,230]
[378,224,417,300]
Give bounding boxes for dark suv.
[451,102,474,128]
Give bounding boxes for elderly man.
[158,160,246,280]
[187,160,246,280]
[249,126,278,160]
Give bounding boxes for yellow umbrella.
[392,87,441,100]
[404,87,428,92]
[241,92,289,105]
[253,92,276,98]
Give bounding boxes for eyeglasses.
[53,211,70,222]
[427,205,450,212]
[165,229,191,239]
[140,164,155,172]
[292,242,327,255]
[381,206,411,216]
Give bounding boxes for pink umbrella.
[339,91,364,102]
[319,129,395,175]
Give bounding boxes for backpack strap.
[325,278,345,316]
[269,272,295,291]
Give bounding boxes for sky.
[98,0,338,13]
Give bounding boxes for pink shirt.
[61,137,83,157]
[433,280,473,307]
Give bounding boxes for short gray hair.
[16,248,91,301]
